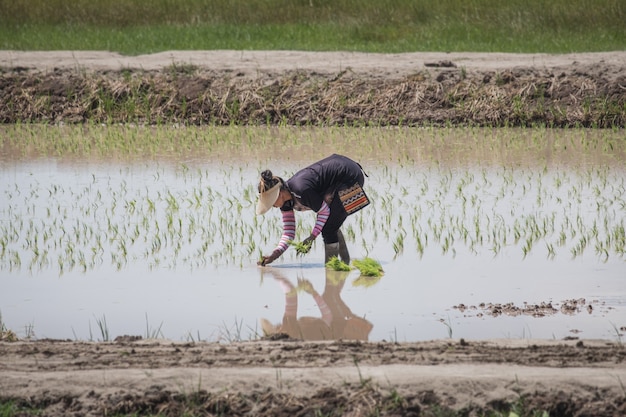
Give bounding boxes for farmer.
[256,154,369,266]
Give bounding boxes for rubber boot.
[337,230,350,264]
[324,243,340,264]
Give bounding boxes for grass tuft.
[0,311,19,342]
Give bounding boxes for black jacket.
[282,154,365,212]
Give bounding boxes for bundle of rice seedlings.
[352,257,384,277]
[326,256,352,271]
[290,240,312,256]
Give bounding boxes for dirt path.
[2,50,625,78]
[1,338,625,416]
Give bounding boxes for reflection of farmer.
[261,269,373,341]
[256,154,369,266]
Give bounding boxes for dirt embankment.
[1,51,625,127]
[1,338,625,417]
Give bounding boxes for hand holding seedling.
[292,235,315,256]
[258,250,281,266]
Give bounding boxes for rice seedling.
[289,239,313,256]
[326,256,352,271]
[144,313,164,339]
[352,258,384,278]
[93,314,110,342]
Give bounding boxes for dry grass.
[1,64,624,127]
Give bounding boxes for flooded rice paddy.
[1,125,625,342]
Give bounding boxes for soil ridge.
[1,338,625,416]
[1,50,624,127]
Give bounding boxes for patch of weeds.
[609,321,623,345]
[217,317,260,343]
[22,321,36,340]
[218,317,245,343]
[166,61,198,77]
[352,257,383,277]
[0,400,41,417]
[352,356,372,388]
[91,314,110,342]
[326,256,351,271]
[507,395,550,417]
[421,404,458,416]
[144,313,164,339]
[384,388,407,412]
[0,312,18,342]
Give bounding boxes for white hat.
[256,183,281,215]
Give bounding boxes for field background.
[2,2,626,416]
[1,0,624,54]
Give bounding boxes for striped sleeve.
[310,201,330,238]
[274,209,296,254]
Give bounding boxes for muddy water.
[1,127,625,342]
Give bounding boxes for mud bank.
[1,51,625,127]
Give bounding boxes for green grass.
[0,401,41,417]
[0,0,624,53]
[0,396,552,417]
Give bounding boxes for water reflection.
[261,268,373,341]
